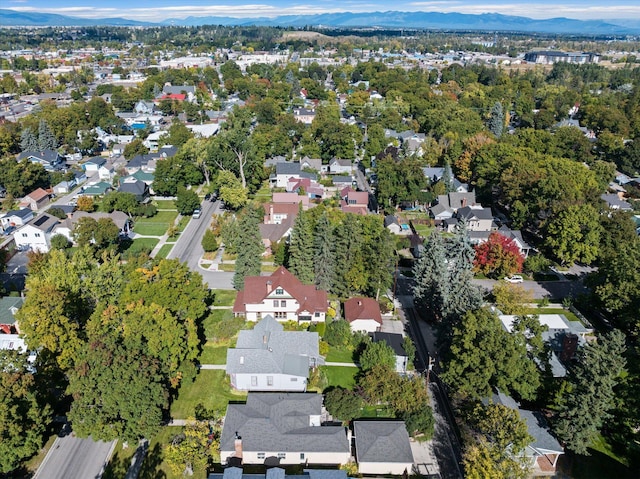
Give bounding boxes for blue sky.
[5,0,640,22]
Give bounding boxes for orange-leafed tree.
[473,232,524,278]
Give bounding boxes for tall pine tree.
[38,119,57,150]
[20,127,38,152]
[553,330,626,454]
[288,206,314,284]
[488,101,504,139]
[313,212,335,291]
[413,230,450,320]
[233,212,263,290]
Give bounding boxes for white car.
[192,209,202,219]
[504,275,524,283]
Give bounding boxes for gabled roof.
[353,421,414,464]
[82,182,112,196]
[276,162,301,176]
[332,176,353,184]
[0,296,24,327]
[2,208,33,220]
[27,213,59,233]
[226,315,321,377]
[17,150,60,164]
[371,332,406,357]
[84,156,107,167]
[259,218,295,245]
[457,205,493,221]
[24,188,50,202]
[344,297,382,325]
[162,85,196,95]
[233,267,328,315]
[118,179,148,196]
[220,393,349,454]
[384,215,399,227]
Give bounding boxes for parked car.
[504,275,524,283]
[192,209,202,219]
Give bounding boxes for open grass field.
[170,370,246,419]
[200,339,233,365]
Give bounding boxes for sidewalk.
[149,213,183,257]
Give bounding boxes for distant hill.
[1,8,638,34]
[0,9,151,27]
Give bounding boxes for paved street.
[34,433,116,479]
[167,198,234,289]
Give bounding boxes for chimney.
[234,434,243,461]
[266,280,272,294]
[560,333,579,363]
[462,197,467,208]
[269,203,274,221]
[263,335,268,345]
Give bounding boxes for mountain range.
[1,9,639,35]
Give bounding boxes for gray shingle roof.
[276,162,301,176]
[0,297,23,326]
[226,316,320,377]
[353,421,414,464]
[220,393,349,454]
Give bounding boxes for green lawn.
[200,340,232,365]
[261,264,277,273]
[153,200,176,209]
[155,243,173,259]
[212,290,238,307]
[175,216,189,232]
[320,365,359,390]
[218,263,235,272]
[412,224,433,237]
[522,308,581,323]
[124,238,159,256]
[134,211,179,236]
[325,346,355,363]
[171,370,246,419]
[358,405,395,418]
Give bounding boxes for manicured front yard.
[134,211,179,236]
[171,370,246,419]
[320,365,359,390]
[153,200,176,209]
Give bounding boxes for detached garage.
[354,421,414,475]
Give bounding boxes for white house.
[344,297,382,333]
[328,158,354,175]
[226,315,323,392]
[353,421,414,475]
[233,267,328,322]
[83,156,107,172]
[14,213,60,252]
[220,393,350,466]
[0,208,34,231]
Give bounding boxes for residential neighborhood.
[0,19,639,479]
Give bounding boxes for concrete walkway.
[149,213,183,257]
[324,361,359,367]
[199,364,226,370]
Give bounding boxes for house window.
[275,288,284,295]
[273,300,279,307]
[267,376,274,386]
[251,376,257,386]
[22,233,27,238]
[291,378,298,382]
[275,312,287,319]
[257,453,265,460]
[277,452,286,459]
[34,233,41,237]
[256,312,262,320]
[280,300,286,307]
[300,453,305,460]
[314,312,320,318]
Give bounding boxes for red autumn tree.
[473,232,525,278]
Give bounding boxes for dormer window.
[275,288,284,295]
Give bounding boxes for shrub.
[325,387,363,422]
[49,234,70,250]
[210,316,245,341]
[319,340,330,357]
[324,320,352,348]
[378,297,393,314]
[201,229,218,252]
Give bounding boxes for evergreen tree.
[20,127,38,152]
[233,212,262,290]
[37,119,57,150]
[313,212,335,291]
[413,225,481,324]
[488,101,504,139]
[442,161,455,193]
[332,214,362,297]
[288,207,314,284]
[553,330,626,454]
